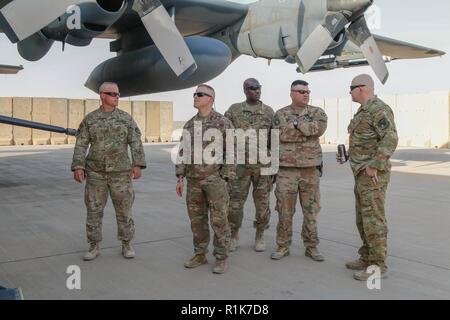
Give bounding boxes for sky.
[1,0,449,121]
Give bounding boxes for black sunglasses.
[193,92,211,98]
[291,89,311,95]
[350,85,366,92]
[246,85,261,91]
[102,92,120,98]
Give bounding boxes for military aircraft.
[0,0,446,134]
[0,64,23,74]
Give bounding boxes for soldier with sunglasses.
[71,82,146,261]
[176,84,235,274]
[338,74,398,281]
[271,80,328,261]
[224,78,274,253]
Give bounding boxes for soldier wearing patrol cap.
[271,80,328,261]
[337,74,398,281]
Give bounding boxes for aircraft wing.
[373,35,446,60]
[0,64,23,74]
[308,34,445,73]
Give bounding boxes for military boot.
[122,241,135,259]
[184,254,207,268]
[83,242,100,261]
[345,259,368,270]
[353,266,388,281]
[254,229,266,252]
[229,231,239,252]
[305,247,325,262]
[212,259,228,274]
[270,246,290,260]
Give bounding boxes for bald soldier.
[337,74,398,281]
[224,78,274,252]
[71,82,146,261]
[271,80,327,261]
[176,84,235,274]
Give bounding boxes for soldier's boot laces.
[254,230,266,252]
[345,259,368,270]
[184,254,207,268]
[212,259,228,274]
[229,232,239,252]
[122,241,135,259]
[83,242,100,261]
[270,246,290,260]
[305,247,325,262]
[353,266,388,281]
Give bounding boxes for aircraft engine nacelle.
[18,0,128,61]
[228,0,345,61]
[85,36,232,97]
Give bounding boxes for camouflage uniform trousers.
[274,167,321,250]
[354,169,390,270]
[228,166,272,236]
[85,170,135,243]
[186,172,231,260]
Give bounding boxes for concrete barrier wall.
[0,97,173,146]
[0,98,13,146]
[314,91,450,149]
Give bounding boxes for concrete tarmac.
[0,144,449,300]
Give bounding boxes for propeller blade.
[347,16,389,84]
[17,31,55,61]
[0,0,77,43]
[133,0,197,79]
[296,12,348,73]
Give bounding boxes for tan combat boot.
[270,246,290,260]
[184,254,207,268]
[83,242,100,261]
[212,259,228,274]
[122,241,135,259]
[345,259,368,270]
[229,231,239,252]
[305,247,325,262]
[254,229,266,252]
[353,266,388,281]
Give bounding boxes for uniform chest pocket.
[233,112,253,129]
[111,124,128,140]
[349,115,372,134]
[88,123,106,140]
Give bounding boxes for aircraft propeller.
[0,0,197,79]
[296,0,389,84]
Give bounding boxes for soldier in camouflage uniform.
[337,74,398,281]
[271,80,327,261]
[71,82,146,261]
[176,84,235,274]
[224,78,274,253]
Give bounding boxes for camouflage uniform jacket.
[273,104,327,168]
[71,107,146,172]
[224,101,274,168]
[348,96,398,174]
[176,110,236,179]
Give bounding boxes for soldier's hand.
[365,166,379,185]
[336,152,349,164]
[176,179,184,197]
[74,169,86,183]
[132,167,142,180]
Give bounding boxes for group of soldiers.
[71,73,398,282]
